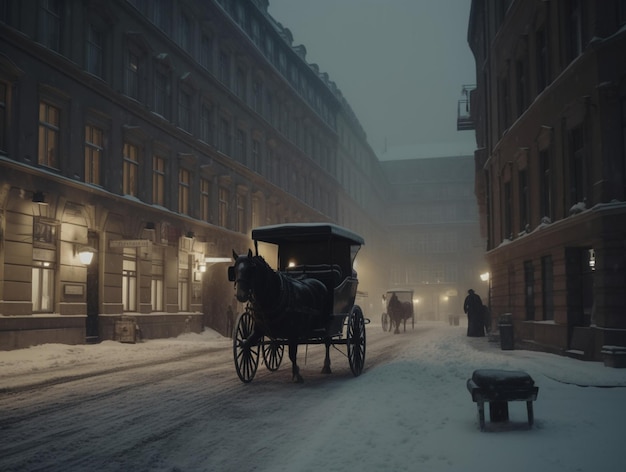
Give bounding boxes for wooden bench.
[466,369,539,431]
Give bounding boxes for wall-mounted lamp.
[480,272,490,282]
[75,244,97,265]
[198,262,207,273]
[32,191,48,205]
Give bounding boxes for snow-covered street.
[1,320,626,472]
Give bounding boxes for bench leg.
[477,401,485,431]
[526,401,534,427]
[489,401,509,422]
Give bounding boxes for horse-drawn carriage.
[381,289,415,333]
[228,223,367,383]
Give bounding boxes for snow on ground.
[2,321,626,471]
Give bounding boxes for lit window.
[38,102,60,168]
[84,125,103,185]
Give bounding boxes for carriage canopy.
[252,223,364,278]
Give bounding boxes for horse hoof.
[321,367,332,375]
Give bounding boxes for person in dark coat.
[463,289,485,337]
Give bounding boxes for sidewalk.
[0,330,230,392]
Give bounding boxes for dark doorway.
[86,231,99,343]
[565,247,594,344]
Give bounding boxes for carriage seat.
[286,264,343,290]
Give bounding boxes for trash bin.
[499,313,514,350]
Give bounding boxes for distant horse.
[230,249,330,382]
[386,292,413,334]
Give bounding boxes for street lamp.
[75,245,97,265]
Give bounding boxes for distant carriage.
[228,223,367,383]
[381,289,414,334]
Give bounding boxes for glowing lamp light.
[76,245,97,265]
[480,272,490,282]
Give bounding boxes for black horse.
[230,249,332,382]
[386,292,412,334]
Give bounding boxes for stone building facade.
[0,0,389,349]
[468,0,626,360]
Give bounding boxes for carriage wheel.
[233,310,260,383]
[381,312,389,332]
[347,306,366,376]
[262,338,284,371]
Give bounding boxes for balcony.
[457,84,476,131]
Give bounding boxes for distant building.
[0,0,389,349]
[380,154,485,322]
[468,0,626,360]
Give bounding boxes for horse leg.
[321,339,332,374]
[289,341,303,383]
[394,318,400,334]
[403,319,407,332]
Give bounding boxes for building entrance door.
[565,247,594,344]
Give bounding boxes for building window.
[251,195,261,229]
[219,117,230,154]
[619,0,626,25]
[153,155,165,206]
[266,91,274,125]
[519,169,529,231]
[84,125,103,185]
[151,0,171,35]
[569,126,585,205]
[236,193,246,233]
[219,51,230,87]
[498,77,510,134]
[539,149,552,220]
[200,102,214,144]
[38,102,60,169]
[251,139,261,172]
[536,27,549,93]
[622,98,626,187]
[151,248,164,312]
[200,178,210,222]
[541,255,554,321]
[178,168,190,215]
[524,260,535,321]
[515,58,527,116]
[236,67,246,102]
[503,180,512,240]
[252,79,262,114]
[32,263,55,313]
[178,87,192,132]
[178,253,189,312]
[566,0,584,62]
[200,34,213,71]
[125,48,141,101]
[178,12,192,53]
[218,187,229,228]
[0,81,6,152]
[154,68,170,118]
[38,0,62,52]
[122,249,137,312]
[85,24,104,78]
[235,128,246,162]
[123,142,139,196]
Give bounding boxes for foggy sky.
[267,0,476,159]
